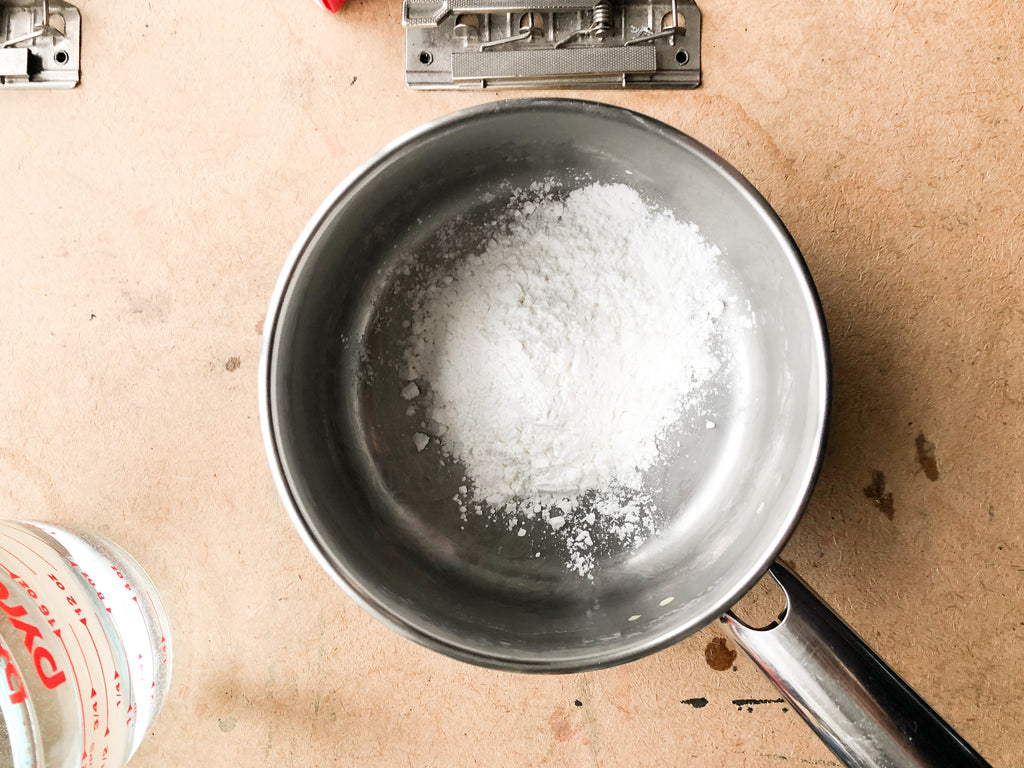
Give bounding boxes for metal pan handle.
[720,562,992,768]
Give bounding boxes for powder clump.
[400,182,734,576]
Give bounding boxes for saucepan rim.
[258,97,832,672]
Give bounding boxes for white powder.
[400,182,733,576]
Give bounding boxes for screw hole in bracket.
[419,50,433,65]
[53,49,69,65]
[675,48,689,65]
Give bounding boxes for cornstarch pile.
[399,182,733,576]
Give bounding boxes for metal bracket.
[1,0,80,89]
[404,0,700,90]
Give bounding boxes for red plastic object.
[319,0,344,11]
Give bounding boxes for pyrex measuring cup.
[0,521,172,768]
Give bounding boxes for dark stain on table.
[704,637,737,671]
[915,432,940,480]
[863,470,895,520]
[733,697,787,713]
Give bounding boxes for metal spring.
[590,0,612,38]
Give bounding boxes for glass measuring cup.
[0,521,172,768]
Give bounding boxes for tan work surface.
[2,1,1022,765]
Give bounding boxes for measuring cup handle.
[719,561,992,768]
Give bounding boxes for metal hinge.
[1,0,79,89]
[403,0,700,90]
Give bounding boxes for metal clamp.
[1,0,80,89]
[403,0,700,90]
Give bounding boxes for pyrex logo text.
[0,576,67,702]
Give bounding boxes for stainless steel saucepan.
[259,98,991,768]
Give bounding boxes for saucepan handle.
[719,562,992,768]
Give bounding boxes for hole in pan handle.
[720,562,992,768]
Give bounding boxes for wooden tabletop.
[2,1,1022,765]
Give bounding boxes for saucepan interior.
[261,99,829,671]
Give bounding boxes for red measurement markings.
[46,574,70,637]
[156,594,170,663]
[75,570,106,603]
[105,564,135,617]
[129,587,170,676]
[64,627,90,755]
[16,581,51,633]
[0,544,37,576]
[79,614,110,736]
[68,626,94,696]
[72,619,112,764]
[25,546,60,576]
